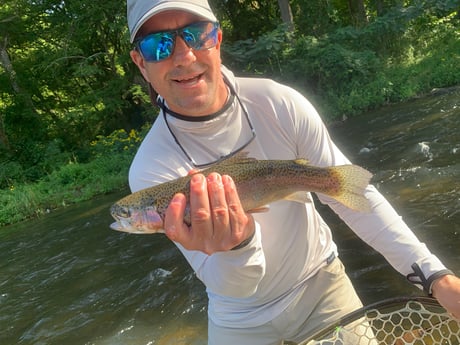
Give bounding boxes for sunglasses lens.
[138,33,175,62]
[137,22,219,62]
[182,22,219,50]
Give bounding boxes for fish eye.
[111,204,130,218]
[120,209,130,218]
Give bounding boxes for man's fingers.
[164,193,188,242]
[187,168,199,176]
[207,173,230,231]
[189,174,212,229]
[223,175,251,244]
[164,173,254,254]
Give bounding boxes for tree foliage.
[0,0,154,185]
[0,0,459,189]
[222,0,459,115]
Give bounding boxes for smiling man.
[126,1,460,344]
[130,6,226,117]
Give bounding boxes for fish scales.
[219,160,342,206]
[110,158,372,234]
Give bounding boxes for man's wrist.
[407,263,454,295]
[431,273,456,297]
[231,231,256,251]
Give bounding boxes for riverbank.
[0,153,132,227]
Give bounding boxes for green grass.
[0,152,132,226]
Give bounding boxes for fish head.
[110,203,164,234]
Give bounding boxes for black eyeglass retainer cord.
[159,75,256,168]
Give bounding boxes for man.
[126,0,460,344]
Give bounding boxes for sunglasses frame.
[135,21,220,63]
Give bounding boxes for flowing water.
[1,87,459,344]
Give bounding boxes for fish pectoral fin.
[247,205,270,213]
[284,191,312,204]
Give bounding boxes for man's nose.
[171,36,197,66]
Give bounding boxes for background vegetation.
[0,0,459,226]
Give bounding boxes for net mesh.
[300,299,460,345]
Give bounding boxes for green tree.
[277,0,295,30]
[210,0,281,40]
[0,0,153,186]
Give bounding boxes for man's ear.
[130,50,151,83]
[215,29,223,50]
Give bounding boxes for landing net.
[298,297,460,345]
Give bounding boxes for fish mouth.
[110,219,155,234]
[109,216,138,233]
[110,221,122,231]
[109,206,165,234]
[109,219,133,232]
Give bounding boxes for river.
[1,87,459,344]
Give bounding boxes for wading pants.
[208,258,376,345]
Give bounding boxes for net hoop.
[297,296,460,345]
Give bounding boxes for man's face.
[130,10,227,116]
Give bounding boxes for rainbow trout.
[110,157,372,234]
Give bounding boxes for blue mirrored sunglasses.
[135,21,220,62]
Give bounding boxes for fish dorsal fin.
[209,151,257,168]
[224,151,257,164]
[191,152,256,174]
[294,158,310,165]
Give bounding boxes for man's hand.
[163,172,255,255]
[432,274,460,319]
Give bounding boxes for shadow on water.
[1,87,459,344]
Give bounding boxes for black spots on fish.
[328,165,372,212]
[327,168,344,195]
[111,203,130,218]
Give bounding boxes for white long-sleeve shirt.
[129,66,447,328]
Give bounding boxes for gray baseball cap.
[127,0,218,43]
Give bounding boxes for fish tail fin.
[329,165,373,212]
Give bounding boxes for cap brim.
[130,2,217,42]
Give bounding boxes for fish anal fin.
[247,205,270,213]
[284,191,311,203]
